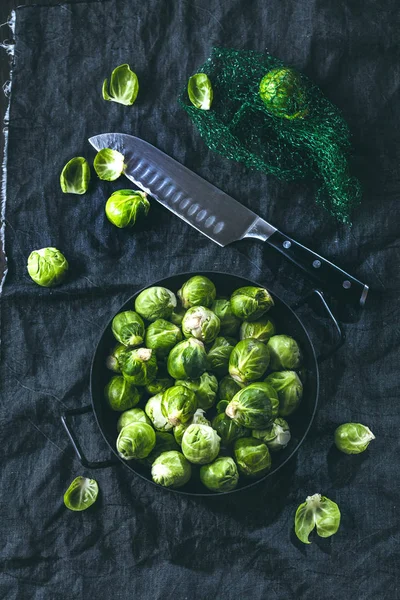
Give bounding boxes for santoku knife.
[89,133,368,306]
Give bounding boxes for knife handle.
[265,230,369,306]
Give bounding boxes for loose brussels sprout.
[207,336,236,377]
[161,385,198,426]
[145,319,183,358]
[119,347,158,385]
[234,437,271,478]
[181,423,221,465]
[173,408,210,445]
[106,343,126,372]
[63,477,99,512]
[295,494,341,544]
[145,393,173,432]
[218,375,242,402]
[117,407,151,432]
[212,413,248,447]
[230,286,274,321]
[267,335,302,370]
[187,73,213,110]
[177,275,216,309]
[151,451,191,488]
[170,305,186,327]
[226,382,279,430]
[60,157,90,194]
[105,190,150,228]
[212,299,241,337]
[334,423,375,455]
[252,418,291,451]
[27,247,68,287]
[102,64,139,106]
[240,317,275,343]
[111,310,145,347]
[229,339,270,384]
[265,370,303,416]
[200,457,239,493]
[93,148,125,181]
[135,286,177,322]
[116,422,156,460]
[167,338,208,379]
[216,399,230,414]
[182,306,220,344]
[175,372,218,411]
[144,432,180,466]
[259,67,308,120]
[145,376,174,396]
[104,375,141,411]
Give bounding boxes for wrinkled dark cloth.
[1,1,399,598]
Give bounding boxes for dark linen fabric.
[1,1,399,598]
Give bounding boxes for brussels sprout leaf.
[102,64,139,106]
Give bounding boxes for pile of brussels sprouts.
[104,275,304,493]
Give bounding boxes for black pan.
[62,272,344,496]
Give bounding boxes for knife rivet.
[343,280,351,289]
[283,240,291,249]
[312,260,321,269]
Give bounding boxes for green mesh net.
[178,47,361,224]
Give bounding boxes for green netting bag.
[178,47,361,224]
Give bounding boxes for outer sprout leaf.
[295,493,341,544]
[188,73,213,110]
[102,64,139,106]
[60,157,90,194]
[64,477,99,512]
[315,497,341,538]
[94,148,125,181]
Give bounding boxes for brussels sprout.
[234,437,271,478]
[188,73,213,110]
[259,67,308,120]
[334,423,375,455]
[111,311,145,347]
[60,157,90,194]
[181,423,221,465]
[167,337,208,379]
[267,335,302,370]
[151,451,192,488]
[105,190,150,228]
[117,407,151,432]
[145,319,183,358]
[218,375,242,402]
[230,286,274,321]
[119,347,158,385]
[207,336,235,377]
[145,376,174,396]
[135,286,177,321]
[216,399,230,414]
[161,385,198,427]
[175,372,218,411]
[104,375,141,411]
[212,413,248,447]
[240,317,275,343]
[170,305,186,327]
[173,408,210,445]
[63,477,99,512]
[264,370,303,416]
[177,275,216,309]
[27,247,68,287]
[145,393,173,432]
[229,339,270,384]
[93,148,125,181]
[226,382,279,430]
[182,306,220,344]
[144,432,180,466]
[252,417,291,451]
[102,63,139,106]
[212,299,241,337]
[105,343,126,372]
[200,457,239,493]
[116,422,156,460]
[295,493,341,544]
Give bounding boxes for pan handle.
[61,405,118,469]
[291,289,345,362]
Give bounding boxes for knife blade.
[89,133,368,306]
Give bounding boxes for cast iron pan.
[62,272,344,496]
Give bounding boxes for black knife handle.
[266,230,369,306]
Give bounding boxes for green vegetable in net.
[105,190,150,228]
[187,73,213,110]
[27,247,68,287]
[60,157,90,194]
[102,64,139,106]
[64,477,99,511]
